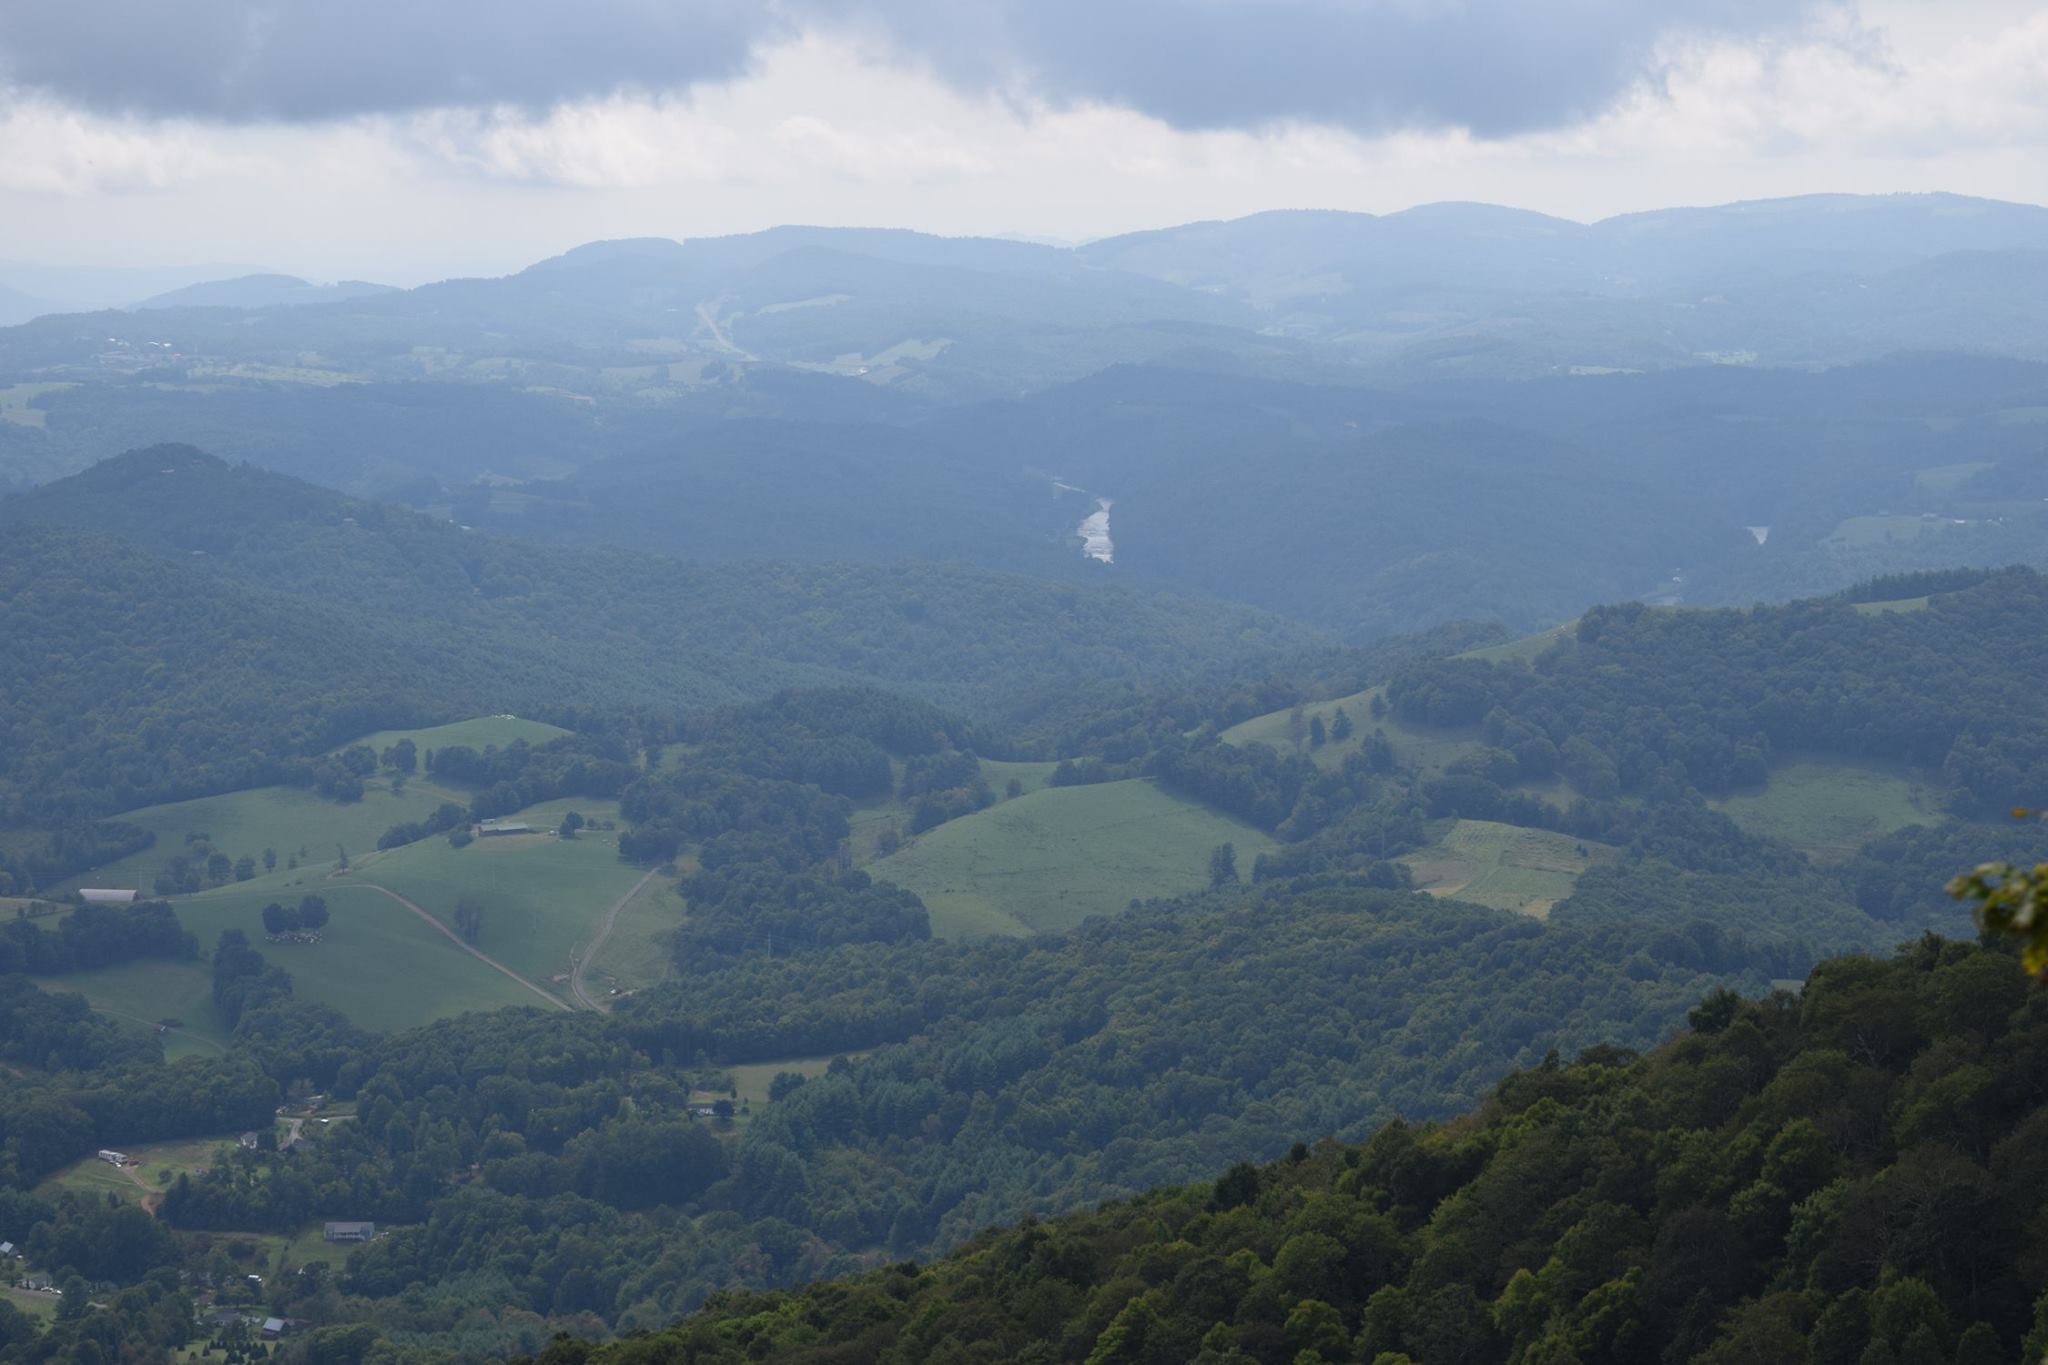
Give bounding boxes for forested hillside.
[0,446,1316,821]
[565,935,2048,1365]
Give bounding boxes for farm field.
[1223,683,1484,778]
[48,717,567,897]
[584,864,684,996]
[341,811,640,992]
[348,715,568,757]
[47,881,542,1036]
[1397,819,1617,919]
[1852,595,1931,615]
[37,1134,233,1208]
[45,776,473,898]
[871,778,1278,938]
[1712,760,1933,862]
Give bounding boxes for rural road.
[570,869,657,1011]
[347,881,571,1011]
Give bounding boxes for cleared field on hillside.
[586,865,685,995]
[1712,760,1932,861]
[1398,819,1616,919]
[45,777,473,897]
[344,810,640,990]
[349,715,567,756]
[1852,596,1931,615]
[38,1134,231,1208]
[871,778,1277,938]
[1223,684,1484,778]
[46,881,540,1035]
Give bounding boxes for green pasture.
[1398,819,1616,919]
[1823,514,1955,549]
[0,382,74,428]
[1913,461,1996,494]
[586,867,685,995]
[871,778,1278,938]
[45,776,473,897]
[37,1133,234,1207]
[1852,595,1931,615]
[343,819,642,990]
[346,715,568,758]
[1712,760,1933,862]
[980,759,1060,797]
[45,882,538,1036]
[1223,684,1484,778]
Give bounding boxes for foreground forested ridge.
[530,937,2048,1365]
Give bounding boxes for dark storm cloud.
[0,0,1806,135]
[865,0,1812,138]
[0,0,785,122]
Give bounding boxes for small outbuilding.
[77,889,137,904]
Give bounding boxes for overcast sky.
[1,0,2045,284]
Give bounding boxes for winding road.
[570,869,657,1011]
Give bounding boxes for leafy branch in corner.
[1949,806,2048,978]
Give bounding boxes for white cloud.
[0,3,2043,279]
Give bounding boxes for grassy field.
[1397,819,1616,919]
[44,776,475,897]
[871,778,1278,938]
[37,1134,233,1208]
[1823,514,1959,549]
[348,715,567,756]
[585,865,685,995]
[45,880,541,1036]
[1712,760,1933,862]
[0,382,74,428]
[1852,595,1931,615]
[342,810,641,990]
[1223,684,1485,779]
[1914,461,1997,494]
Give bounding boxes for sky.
[0,0,2045,285]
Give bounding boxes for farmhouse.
[323,1221,376,1243]
[77,888,136,904]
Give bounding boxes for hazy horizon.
[2,0,2045,283]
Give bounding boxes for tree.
[558,811,585,840]
[1331,707,1354,742]
[1209,843,1238,887]
[298,896,329,931]
[262,847,277,872]
[1309,714,1328,748]
[233,855,256,882]
[1949,810,2048,978]
[381,739,418,774]
[452,896,484,944]
[261,903,298,935]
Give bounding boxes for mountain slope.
[0,445,1321,818]
[561,936,2047,1365]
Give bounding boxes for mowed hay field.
[1712,760,1934,862]
[38,1134,231,1208]
[47,882,541,1035]
[43,716,566,898]
[1397,819,1616,919]
[871,778,1278,939]
[342,805,641,994]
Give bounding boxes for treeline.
[1384,568,2048,810]
[0,973,279,1188]
[549,936,2048,1365]
[0,899,195,977]
[0,821,153,897]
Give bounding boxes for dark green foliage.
[1386,569,2048,809]
[567,939,2043,1365]
[0,898,195,976]
[0,446,1316,821]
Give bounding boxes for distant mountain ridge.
[132,273,397,311]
